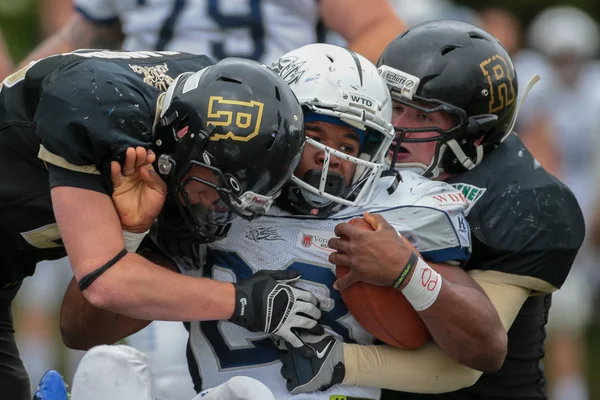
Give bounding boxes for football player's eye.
[419,113,433,122]
[340,144,357,155]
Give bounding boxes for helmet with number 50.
[378,20,520,178]
[270,43,394,216]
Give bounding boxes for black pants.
[0,282,30,400]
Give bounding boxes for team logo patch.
[244,227,285,242]
[207,96,264,142]
[297,230,336,253]
[129,63,174,91]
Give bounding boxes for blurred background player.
[19,0,405,66]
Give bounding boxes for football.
[335,217,430,349]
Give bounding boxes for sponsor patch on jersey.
[451,183,487,215]
[297,230,336,253]
[244,227,285,242]
[430,192,469,207]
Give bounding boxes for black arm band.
[78,248,128,291]
[392,251,419,290]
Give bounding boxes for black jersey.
[382,134,585,400]
[0,50,213,286]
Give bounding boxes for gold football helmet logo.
[207,96,265,142]
[479,55,516,114]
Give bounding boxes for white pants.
[71,345,275,400]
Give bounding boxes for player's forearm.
[347,18,405,63]
[342,342,482,393]
[81,252,235,322]
[17,14,123,69]
[61,277,150,350]
[418,277,507,372]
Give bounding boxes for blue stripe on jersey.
[421,246,471,264]
[74,6,120,24]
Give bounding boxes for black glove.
[230,269,322,348]
[279,332,346,394]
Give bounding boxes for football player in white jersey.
[18,0,405,67]
[53,43,505,399]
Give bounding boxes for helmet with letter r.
[378,20,520,178]
[152,57,305,242]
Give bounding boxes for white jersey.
[74,0,323,64]
[182,171,471,399]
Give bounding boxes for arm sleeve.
[342,270,530,393]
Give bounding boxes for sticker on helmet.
[207,96,265,142]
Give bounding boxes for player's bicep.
[51,185,125,281]
[61,276,151,349]
[469,270,532,329]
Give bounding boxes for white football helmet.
[270,44,394,214]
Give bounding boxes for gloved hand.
[229,269,322,348]
[279,331,346,394]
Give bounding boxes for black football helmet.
[152,58,305,243]
[378,20,519,177]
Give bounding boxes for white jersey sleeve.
[339,171,472,264]
[74,0,121,22]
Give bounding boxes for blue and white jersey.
[183,171,471,399]
[74,0,325,64]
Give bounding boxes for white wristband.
[123,229,150,253]
[401,257,442,311]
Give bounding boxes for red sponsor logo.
[432,192,467,205]
[251,196,269,205]
[302,234,313,248]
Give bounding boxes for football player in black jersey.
[274,20,585,399]
[364,20,583,399]
[0,50,318,400]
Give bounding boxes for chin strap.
[502,73,541,143]
[445,139,484,171]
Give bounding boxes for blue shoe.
[33,370,69,400]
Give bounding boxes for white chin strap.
[501,73,541,143]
